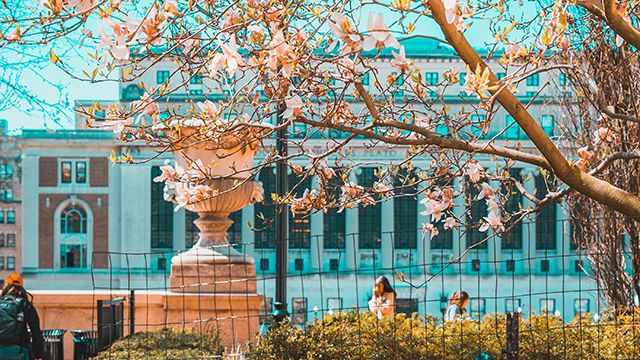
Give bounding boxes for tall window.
[559,73,567,87]
[289,174,311,248]
[394,171,417,249]
[60,160,87,184]
[505,115,525,140]
[60,204,88,269]
[185,210,199,248]
[190,74,203,84]
[0,211,3,223]
[362,72,370,86]
[61,205,87,234]
[76,162,87,183]
[0,257,4,270]
[0,164,13,179]
[541,115,554,137]
[535,174,557,250]
[358,168,381,249]
[425,72,439,85]
[1,189,13,202]
[466,183,488,249]
[157,70,170,84]
[324,174,346,249]
[6,234,15,248]
[6,211,14,225]
[228,211,243,248]
[255,168,277,248]
[502,168,523,250]
[151,166,173,250]
[0,234,4,247]
[526,74,540,87]
[61,161,72,183]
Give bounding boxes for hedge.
[246,311,640,359]
[94,328,224,359]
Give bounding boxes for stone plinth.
[170,262,257,293]
[31,290,263,360]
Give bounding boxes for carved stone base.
[170,262,257,294]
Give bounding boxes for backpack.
[0,295,27,344]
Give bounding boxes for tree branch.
[576,0,606,19]
[426,0,640,218]
[603,0,640,49]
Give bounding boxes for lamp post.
[273,96,289,323]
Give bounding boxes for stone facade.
[0,120,22,283]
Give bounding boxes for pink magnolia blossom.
[443,217,456,230]
[359,194,376,207]
[64,0,96,13]
[267,30,296,78]
[373,181,391,194]
[283,95,304,119]
[390,46,411,73]
[104,117,134,134]
[422,223,439,238]
[465,160,484,183]
[477,182,495,200]
[328,13,362,54]
[197,100,219,118]
[362,13,400,51]
[153,162,179,183]
[575,146,595,171]
[163,0,179,16]
[208,35,245,77]
[479,209,504,233]
[247,25,265,43]
[594,127,614,144]
[131,92,159,122]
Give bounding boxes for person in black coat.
[0,274,43,360]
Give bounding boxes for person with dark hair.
[368,276,396,318]
[0,274,43,360]
[445,290,470,321]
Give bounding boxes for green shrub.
[246,311,640,360]
[94,328,224,360]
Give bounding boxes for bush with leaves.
[94,328,224,360]
[247,311,640,359]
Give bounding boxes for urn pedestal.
[169,179,260,294]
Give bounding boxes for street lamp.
[273,92,289,324]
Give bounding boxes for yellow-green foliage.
[247,311,640,360]
[94,328,224,360]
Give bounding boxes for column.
[310,208,324,271]
[21,155,39,270]
[416,183,430,273]
[345,172,359,270]
[381,198,394,271]
[488,179,502,273]
[242,205,255,260]
[523,169,537,271]
[452,177,465,273]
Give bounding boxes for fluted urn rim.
[174,179,258,214]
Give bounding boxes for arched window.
[61,205,87,234]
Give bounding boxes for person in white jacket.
[445,290,469,321]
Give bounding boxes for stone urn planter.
[161,125,267,293]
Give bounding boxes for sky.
[0,1,539,133]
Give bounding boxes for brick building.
[0,119,22,284]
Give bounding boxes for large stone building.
[0,119,22,284]
[20,38,599,322]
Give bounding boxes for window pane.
[289,174,311,249]
[459,72,466,86]
[6,211,14,225]
[541,115,554,137]
[0,257,4,270]
[228,211,243,249]
[185,210,199,248]
[0,211,4,224]
[426,72,439,85]
[505,115,522,140]
[324,173,346,249]
[535,174,557,250]
[466,182,488,249]
[61,161,72,183]
[151,166,174,249]
[502,168,523,250]
[0,234,4,247]
[7,257,14,270]
[60,244,86,268]
[190,74,203,84]
[394,170,417,249]
[255,168,277,248]
[358,168,381,249]
[76,162,87,183]
[61,206,86,234]
[156,70,170,84]
[6,234,15,248]
[362,72,370,86]
[526,74,540,86]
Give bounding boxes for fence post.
[506,311,519,360]
[129,290,135,335]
